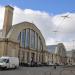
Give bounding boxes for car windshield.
[0,59,9,63]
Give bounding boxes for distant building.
[47,43,67,65]
[67,50,75,65]
[0,5,48,65]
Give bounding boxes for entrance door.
[31,53,35,63]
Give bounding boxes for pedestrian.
[54,65,56,69]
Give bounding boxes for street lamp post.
[53,30,59,44]
[53,15,70,44]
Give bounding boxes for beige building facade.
[67,50,75,65]
[0,5,48,65]
[0,5,74,66]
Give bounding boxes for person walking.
[54,65,56,69]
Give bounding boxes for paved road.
[0,66,75,75]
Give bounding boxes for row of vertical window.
[18,29,43,50]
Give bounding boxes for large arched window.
[35,32,38,49]
[25,29,29,48]
[18,29,43,50]
[21,30,25,48]
[38,37,43,50]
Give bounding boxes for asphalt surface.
[0,66,75,75]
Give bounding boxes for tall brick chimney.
[3,5,14,37]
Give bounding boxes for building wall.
[0,41,5,56]
[0,39,19,57]
[47,43,67,65]
[0,38,47,64]
[1,22,47,64]
[7,41,19,57]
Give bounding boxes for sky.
[0,0,75,51]
[0,0,75,14]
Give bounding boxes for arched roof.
[47,43,66,57]
[56,43,66,57]
[7,22,47,51]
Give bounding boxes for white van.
[0,56,19,69]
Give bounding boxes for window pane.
[25,29,30,48]
[30,30,35,49]
[35,32,38,49]
[20,32,22,47]
[21,30,25,48]
[40,41,43,50]
[18,32,21,43]
[38,37,41,50]
[18,29,43,50]
[38,37,43,50]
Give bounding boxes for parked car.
[55,63,59,66]
[48,61,54,66]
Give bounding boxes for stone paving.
[0,66,75,75]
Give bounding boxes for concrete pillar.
[3,41,8,56]
[34,52,36,62]
[28,51,31,63]
[24,51,27,63]
[43,52,48,63]
[36,52,39,63]
[39,53,41,63]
